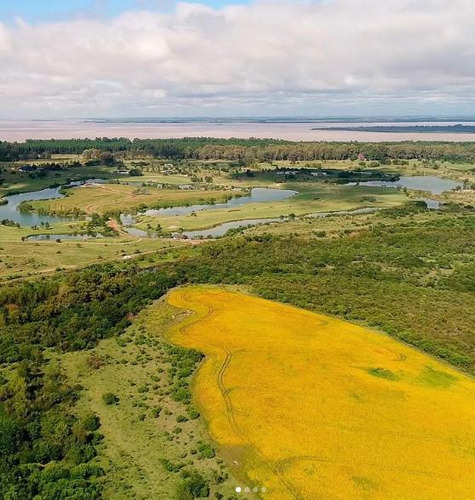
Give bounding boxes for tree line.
[2,138,475,163]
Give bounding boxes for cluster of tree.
[2,138,475,163]
[85,213,119,238]
[0,361,103,498]
[0,265,178,364]
[1,219,20,228]
[19,162,79,172]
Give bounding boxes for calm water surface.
[143,188,298,217]
[25,233,104,241]
[347,176,462,195]
[0,187,66,226]
[2,120,475,142]
[1,176,454,238]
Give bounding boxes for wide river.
[2,120,475,142]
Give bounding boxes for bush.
[197,443,215,459]
[102,393,119,405]
[176,472,210,499]
[82,413,101,432]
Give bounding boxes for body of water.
[346,176,462,195]
[25,233,104,241]
[143,188,297,217]
[180,217,285,239]
[0,187,66,226]
[0,179,106,227]
[122,227,154,238]
[2,119,475,142]
[1,176,454,239]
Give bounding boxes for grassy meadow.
[29,183,231,216]
[0,224,186,281]
[135,184,407,232]
[166,286,475,500]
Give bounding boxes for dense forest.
[2,137,475,163]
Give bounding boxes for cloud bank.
[0,0,474,117]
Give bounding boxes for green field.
[135,183,407,232]
[0,224,186,281]
[29,183,232,216]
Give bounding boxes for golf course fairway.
[166,287,475,500]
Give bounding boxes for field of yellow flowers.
[166,286,475,500]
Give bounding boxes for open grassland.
[59,298,242,500]
[440,189,475,206]
[0,225,186,281]
[126,173,194,186]
[167,287,475,500]
[136,184,406,232]
[29,183,231,215]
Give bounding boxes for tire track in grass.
[173,288,304,499]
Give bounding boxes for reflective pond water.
[346,176,462,195]
[1,177,454,240]
[143,188,298,217]
[0,187,66,226]
[25,233,104,241]
[179,218,285,239]
[0,179,107,227]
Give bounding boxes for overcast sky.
[0,0,473,118]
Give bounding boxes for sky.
[0,0,474,119]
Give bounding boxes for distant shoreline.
[2,120,475,142]
[312,125,475,134]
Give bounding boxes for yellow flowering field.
[166,286,475,500]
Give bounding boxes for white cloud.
[0,0,474,117]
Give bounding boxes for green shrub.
[82,413,101,432]
[102,393,119,405]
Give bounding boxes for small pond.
[179,217,285,239]
[25,233,104,241]
[0,179,107,227]
[143,188,298,217]
[346,176,462,195]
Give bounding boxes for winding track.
[173,288,305,499]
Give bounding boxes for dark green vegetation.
[0,362,104,498]
[0,267,176,364]
[2,137,475,162]
[233,166,399,184]
[178,208,475,372]
[0,268,177,498]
